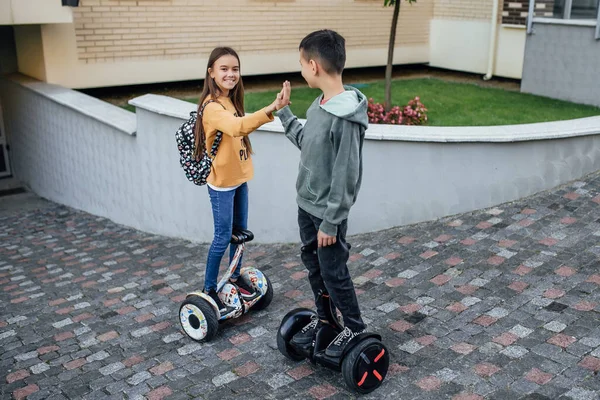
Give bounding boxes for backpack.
[175,100,225,186]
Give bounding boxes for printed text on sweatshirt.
[202,96,274,187]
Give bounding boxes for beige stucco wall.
[13,25,46,82]
[495,25,526,79]
[430,0,525,79]
[430,19,491,74]
[0,0,72,25]
[0,1,10,24]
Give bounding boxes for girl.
[195,47,288,316]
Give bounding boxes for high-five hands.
[273,81,292,111]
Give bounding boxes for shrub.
[367,97,428,125]
[367,98,386,124]
[383,105,403,125]
[403,96,428,126]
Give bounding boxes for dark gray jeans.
[297,207,366,332]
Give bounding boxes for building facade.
[4,0,434,88]
[0,0,546,89]
[521,0,600,107]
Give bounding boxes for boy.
[277,29,369,357]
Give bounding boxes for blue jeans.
[204,183,249,292]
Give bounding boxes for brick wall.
[73,0,433,64]
[502,0,555,25]
[433,0,499,20]
[434,0,557,27]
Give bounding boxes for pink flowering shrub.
[367,99,386,123]
[383,105,403,125]
[403,97,428,126]
[367,97,428,126]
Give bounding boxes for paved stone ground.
[2,172,600,400]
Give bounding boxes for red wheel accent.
[342,338,389,394]
[373,370,383,381]
[357,371,368,386]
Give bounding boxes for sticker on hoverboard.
[218,284,243,320]
[180,303,208,340]
[242,268,268,295]
[221,283,242,309]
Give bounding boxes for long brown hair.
[193,47,253,158]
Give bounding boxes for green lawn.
[127,78,600,126]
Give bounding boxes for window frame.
[527,0,600,39]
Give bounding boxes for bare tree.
[383,0,417,111]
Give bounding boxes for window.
[527,0,600,39]
[553,0,599,19]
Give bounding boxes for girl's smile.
[209,54,240,96]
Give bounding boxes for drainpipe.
[483,0,499,81]
[595,2,600,40]
[527,0,536,35]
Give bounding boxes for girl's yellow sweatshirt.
[202,95,274,187]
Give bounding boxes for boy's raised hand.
[274,81,292,111]
[282,81,291,105]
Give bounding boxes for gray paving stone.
[127,371,152,386]
[563,387,599,400]
[99,362,125,376]
[30,362,51,374]
[4,172,600,399]
[211,371,238,387]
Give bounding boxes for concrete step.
[0,176,25,196]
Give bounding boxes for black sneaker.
[291,315,323,345]
[230,277,260,301]
[205,289,236,316]
[325,326,366,358]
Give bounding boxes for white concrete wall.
[2,75,600,244]
[0,75,138,227]
[430,19,526,79]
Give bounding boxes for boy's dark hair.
[299,29,346,75]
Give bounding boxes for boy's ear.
[308,59,319,76]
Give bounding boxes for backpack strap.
[198,100,226,158]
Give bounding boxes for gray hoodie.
[278,86,369,236]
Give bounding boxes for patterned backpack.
[175,100,224,186]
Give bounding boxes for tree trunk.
[385,0,400,112]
